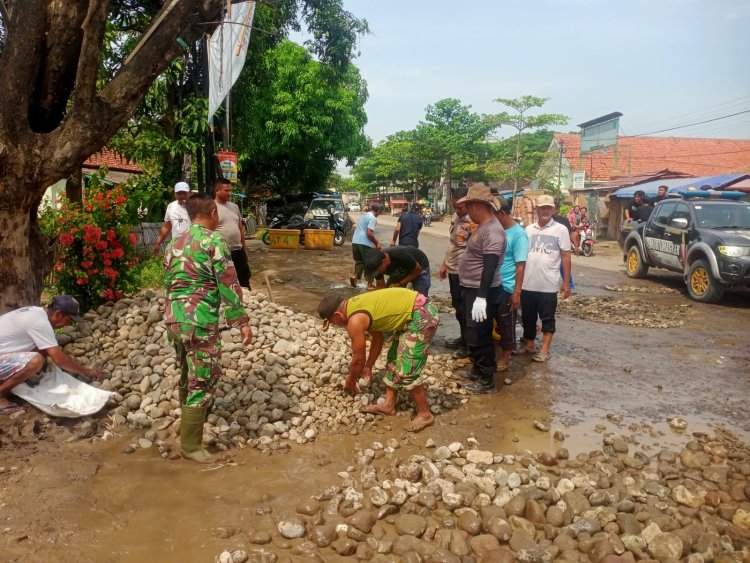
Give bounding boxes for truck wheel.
[625,246,648,278]
[687,259,724,303]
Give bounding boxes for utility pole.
[557,140,565,195]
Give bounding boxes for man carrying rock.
[317,287,439,432]
[152,181,191,255]
[520,194,571,362]
[350,203,382,288]
[0,296,103,415]
[214,177,251,289]
[438,186,474,359]
[363,246,431,297]
[164,194,253,462]
[457,183,506,394]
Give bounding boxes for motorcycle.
[286,214,322,246]
[579,221,596,257]
[261,213,288,245]
[325,207,347,245]
[422,211,432,227]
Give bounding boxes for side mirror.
[671,217,688,229]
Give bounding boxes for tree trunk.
[66,168,83,202]
[0,190,55,312]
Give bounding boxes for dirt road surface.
[1,217,748,561]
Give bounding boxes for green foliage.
[487,96,568,193]
[40,181,143,311]
[233,40,370,195]
[137,255,165,290]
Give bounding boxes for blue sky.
[333,0,750,143]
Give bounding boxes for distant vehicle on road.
[348,202,361,212]
[619,191,750,303]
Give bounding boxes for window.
[652,202,676,225]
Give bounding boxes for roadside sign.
[217,151,238,183]
[573,171,585,191]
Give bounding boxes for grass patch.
[137,256,164,290]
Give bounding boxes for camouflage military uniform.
[164,224,249,407]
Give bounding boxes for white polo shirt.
[522,219,571,293]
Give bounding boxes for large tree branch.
[47,0,222,177]
[0,0,46,136]
[71,0,110,110]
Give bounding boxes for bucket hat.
[457,183,498,211]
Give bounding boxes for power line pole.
[557,140,565,195]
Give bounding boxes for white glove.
[471,297,487,322]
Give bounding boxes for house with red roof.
[43,148,143,208]
[545,133,750,238]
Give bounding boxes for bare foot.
[343,380,359,396]
[361,403,396,416]
[408,413,435,432]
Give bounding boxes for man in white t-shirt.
[153,181,192,255]
[0,296,104,415]
[520,195,571,362]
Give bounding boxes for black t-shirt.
[633,204,654,222]
[627,199,644,219]
[397,211,423,247]
[385,246,429,283]
[553,215,574,233]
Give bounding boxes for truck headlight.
[718,245,746,257]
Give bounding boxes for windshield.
[694,203,750,229]
[309,200,344,211]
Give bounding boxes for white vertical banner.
[207,1,256,124]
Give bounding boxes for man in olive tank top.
[318,288,439,432]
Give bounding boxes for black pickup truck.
[619,195,750,303]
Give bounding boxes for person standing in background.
[152,182,191,255]
[438,186,474,359]
[214,177,251,289]
[350,203,383,288]
[391,203,423,248]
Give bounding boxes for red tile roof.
[553,134,750,182]
[83,148,142,173]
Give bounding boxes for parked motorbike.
[326,206,347,245]
[579,221,596,257]
[261,213,288,245]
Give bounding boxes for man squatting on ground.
[214,177,252,289]
[363,245,431,297]
[457,183,507,394]
[350,203,383,288]
[164,194,253,463]
[0,296,104,415]
[438,186,474,360]
[153,181,191,255]
[391,203,423,248]
[520,194,571,362]
[317,288,439,432]
[494,198,528,372]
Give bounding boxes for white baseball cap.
[174,181,190,193]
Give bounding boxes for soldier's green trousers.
[166,323,222,407]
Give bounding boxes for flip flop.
[532,351,551,362]
[349,275,358,288]
[0,402,24,415]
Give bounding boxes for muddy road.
[1,220,749,562]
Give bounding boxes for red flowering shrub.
[41,185,142,311]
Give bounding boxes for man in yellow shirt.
[318,288,439,432]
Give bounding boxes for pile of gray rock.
[57,290,467,454]
[215,431,750,562]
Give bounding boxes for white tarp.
[207,1,256,123]
[11,365,114,418]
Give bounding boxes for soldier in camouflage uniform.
[318,288,439,432]
[164,194,253,463]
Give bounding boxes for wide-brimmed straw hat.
[457,183,498,211]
